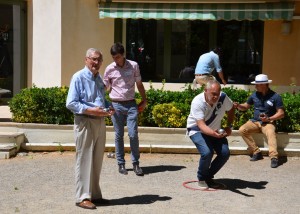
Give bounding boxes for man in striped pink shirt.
[103,42,147,176]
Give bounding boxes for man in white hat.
[234,74,285,168]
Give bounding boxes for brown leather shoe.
[76,200,96,209]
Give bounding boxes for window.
[0,2,26,98]
[0,4,13,95]
[126,19,263,84]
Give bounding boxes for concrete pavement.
[0,152,299,214]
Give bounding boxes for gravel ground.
[0,152,299,214]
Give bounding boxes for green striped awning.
[99,2,295,21]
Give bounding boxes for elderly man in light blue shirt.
[66,48,114,210]
[194,48,227,86]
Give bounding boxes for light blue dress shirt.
[195,51,222,74]
[66,66,108,114]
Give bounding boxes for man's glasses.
[88,57,102,63]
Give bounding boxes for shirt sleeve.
[275,94,284,109]
[212,54,222,73]
[66,75,88,114]
[134,63,142,82]
[103,66,110,88]
[190,99,205,121]
[223,94,234,111]
[247,93,254,105]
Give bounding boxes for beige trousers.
[195,75,216,86]
[74,116,106,203]
[239,120,278,158]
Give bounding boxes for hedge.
[8,83,300,132]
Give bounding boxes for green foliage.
[7,83,300,133]
[138,82,203,126]
[276,92,300,132]
[221,86,253,129]
[9,85,73,124]
[152,103,187,128]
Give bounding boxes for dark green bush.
[8,83,300,132]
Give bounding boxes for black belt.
[74,114,101,119]
[111,99,135,104]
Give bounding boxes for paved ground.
[0,152,299,214]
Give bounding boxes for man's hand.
[138,100,147,113]
[213,130,227,138]
[224,127,232,136]
[221,79,227,86]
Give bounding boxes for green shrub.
[9,85,73,124]
[152,103,187,128]
[221,86,253,129]
[138,82,203,126]
[276,92,300,132]
[7,83,300,133]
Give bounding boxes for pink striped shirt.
[103,59,142,101]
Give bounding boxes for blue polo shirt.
[247,89,284,123]
[195,51,222,75]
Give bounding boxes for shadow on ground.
[133,165,186,175]
[217,178,268,197]
[278,156,288,166]
[98,194,172,206]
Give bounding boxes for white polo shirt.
[186,92,233,136]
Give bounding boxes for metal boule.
[218,129,225,134]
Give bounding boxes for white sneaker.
[198,180,209,190]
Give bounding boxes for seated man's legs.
[239,121,261,156]
[261,123,278,159]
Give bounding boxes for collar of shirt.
[83,66,101,80]
[113,59,130,69]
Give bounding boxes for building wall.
[27,0,114,87]
[61,0,114,86]
[26,0,300,91]
[263,20,300,86]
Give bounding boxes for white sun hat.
[251,74,272,84]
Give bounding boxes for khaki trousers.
[74,116,106,203]
[195,75,216,86]
[239,120,278,158]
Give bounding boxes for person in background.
[234,74,285,168]
[187,80,235,190]
[194,47,227,87]
[66,48,114,210]
[103,42,147,176]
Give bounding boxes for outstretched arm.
[136,81,147,112]
[217,71,227,86]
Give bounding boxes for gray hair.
[205,79,221,90]
[86,48,103,59]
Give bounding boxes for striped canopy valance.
[99,2,295,21]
